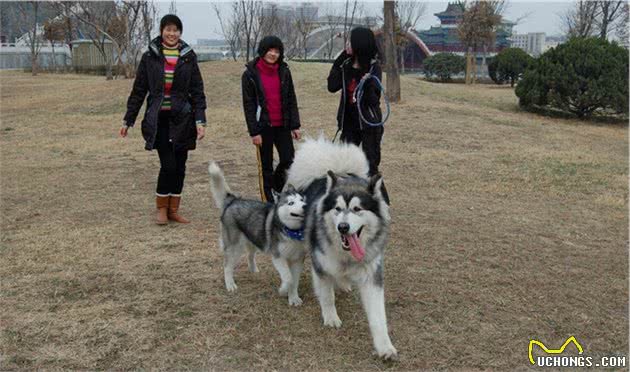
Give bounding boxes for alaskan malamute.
[208,162,307,306]
[286,138,397,359]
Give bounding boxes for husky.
[285,137,397,359]
[208,162,307,306]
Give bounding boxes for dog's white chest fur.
[277,238,306,261]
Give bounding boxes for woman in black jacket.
[328,27,383,177]
[242,36,301,202]
[121,14,207,225]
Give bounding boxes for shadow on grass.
[521,105,629,126]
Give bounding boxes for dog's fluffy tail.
[208,162,231,209]
[286,135,370,190]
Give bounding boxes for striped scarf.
[161,44,179,111]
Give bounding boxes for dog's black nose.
[337,223,349,234]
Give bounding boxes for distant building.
[543,35,567,52]
[414,2,514,54]
[196,39,228,48]
[510,32,546,56]
[193,39,231,61]
[262,2,318,21]
[296,3,318,20]
[71,39,114,68]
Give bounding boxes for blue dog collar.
[283,226,305,241]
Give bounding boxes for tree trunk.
[481,44,487,79]
[51,43,56,72]
[472,54,477,84]
[399,46,405,74]
[465,49,472,84]
[384,0,400,102]
[31,1,39,76]
[599,2,610,39]
[31,54,38,76]
[105,52,113,80]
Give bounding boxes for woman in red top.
[242,36,301,202]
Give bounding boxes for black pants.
[340,125,384,176]
[155,111,189,196]
[257,126,295,202]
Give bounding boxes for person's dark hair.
[350,27,378,72]
[160,14,183,33]
[257,36,284,64]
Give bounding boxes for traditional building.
[415,2,514,54]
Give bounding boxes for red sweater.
[256,59,283,127]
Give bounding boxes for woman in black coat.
[328,27,383,177]
[242,36,301,202]
[121,14,207,225]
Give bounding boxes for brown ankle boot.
[156,195,169,225]
[168,195,190,223]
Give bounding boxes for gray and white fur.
[208,162,307,306]
[285,137,397,359]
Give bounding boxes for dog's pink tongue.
[348,234,365,261]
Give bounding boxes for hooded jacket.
[241,57,300,137]
[123,37,207,151]
[327,51,383,131]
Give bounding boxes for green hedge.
[423,53,466,82]
[516,37,628,118]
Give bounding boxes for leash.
[255,144,267,202]
[353,68,391,127]
[332,65,391,143]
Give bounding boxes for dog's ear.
[368,173,384,197]
[271,189,280,203]
[326,170,337,193]
[285,184,296,193]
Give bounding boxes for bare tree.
[278,14,300,59]
[43,19,66,72]
[17,2,44,76]
[238,0,262,61]
[596,1,625,39]
[256,3,299,60]
[384,0,400,102]
[169,0,177,15]
[343,0,361,45]
[213,2,241,61]
[69,1,119,80]
[562,0,599,38]
[457,1,503,84]
[251,3,264,59]
[140,1,158,48]
[50,1,78,68]
[615,2,629,46]
[395,1,427,73]
[295,8,316,59]
[108,1,149,79]
[321,4,344,59]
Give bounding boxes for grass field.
[1,61,628,370]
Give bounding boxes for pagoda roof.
[435,2,465,18]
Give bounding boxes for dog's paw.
[225,281,238,292]
[288,296,303,306]
[278,283,289,296]
[322,314,342,328]
[374,345,398,361]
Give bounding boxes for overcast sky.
[156,1,574,43]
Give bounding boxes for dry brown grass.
[1,61,627,370]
